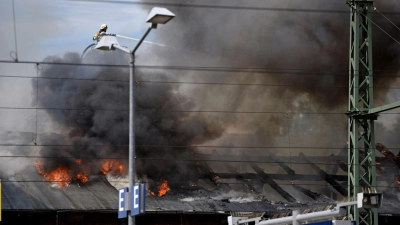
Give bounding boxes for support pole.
[128,53,136,225]
[257,208,347,225]
[347,1,378,224]
[132,27,154,54]
[292,210,300,225]
[128,25,153,225]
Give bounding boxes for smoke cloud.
[33,51,226,185]
[150,0,400,150]
[31,0,400,195]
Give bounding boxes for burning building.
[3,142,400,224]
[2,0,400,224]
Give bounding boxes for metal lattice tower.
[347,1,377,224]
[347,1,400,224]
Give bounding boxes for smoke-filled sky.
[1,0,400,191]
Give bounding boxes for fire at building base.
[2,143,400,225]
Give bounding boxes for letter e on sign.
[131,184,146,216]
[118,187,129,218]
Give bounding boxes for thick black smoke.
[137,0,400,197]
[32,1,400,190]
[149,0,400,150]
[160,1,400,108]
[33,51,226,182]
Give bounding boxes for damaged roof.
[2,167,400,216]
[2,148,400,216]
[2,168,117,211]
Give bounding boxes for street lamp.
[94,7,175,225]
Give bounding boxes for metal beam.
[299,153,348,196]
[292,185,333,203]
[213,150,269,201]
[196,161,231,190]
[249,163,297,202]
[269,153,295,176]
[329,154,348,173]
[224,162,266,198]
[367,101,400,115]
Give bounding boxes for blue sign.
[307,222,332,225]
[118,187,129,219]
[307,221,353,225]
[131,183,146,216]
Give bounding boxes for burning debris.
[150,179,171,197]
[376,143,400,168]
[376,143,400,186]
[34,155,92,186]
[34,160,89,187]
[100,160,124,175]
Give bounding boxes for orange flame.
[35,160,90,187]
[35,161,72,187]
[76,172,89,183]
[396,176,400,185]
[149,179,171,197]
[376,161,381,165]
[100,160,124,175]
[35,158,125,187]
[157,179,170,196]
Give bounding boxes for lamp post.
[95,7,175,225]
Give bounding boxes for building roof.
[2,168,117,211]
[2,156,400,216]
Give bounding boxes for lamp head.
[146,7,175,26]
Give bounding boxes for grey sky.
[0,0,152,61]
